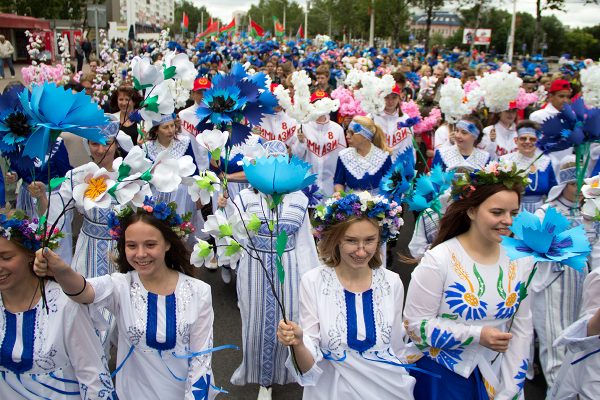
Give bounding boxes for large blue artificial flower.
[538,98,600,153]
[501,207,591,271]
[242,155,316,196]
[196,62,278,146]
[18,83,108,161]
[379,150,415,203]
[0,84,31,154]
[405,164,455,213]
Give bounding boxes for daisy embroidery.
[420,327,469,372]
[445,254,488,320]
[495,261,523,319]
[514,359,529,392]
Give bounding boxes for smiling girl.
[432,115,490,172]
[33,200,221,399]
[0,211,114,399]
[403,163,534,400]
[276,192,414,399]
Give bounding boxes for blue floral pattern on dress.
[422,328,465,371]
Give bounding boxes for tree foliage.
[171,0,214,36]
[0,0,85,20]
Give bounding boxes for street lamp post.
[368,0,375,47]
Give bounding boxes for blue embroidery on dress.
[146,293,177,351]
[0,309,36,373]
[345,289,376,353]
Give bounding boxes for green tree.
[564,29,599,58]
[413,0,445,52]
[171,0,213,36]
[0,0,85,19]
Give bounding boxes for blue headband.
[517,127,540,138]
[152,113,176,127]
[558,166,577,184]
[456,120,480,138]
[349,121,374,141]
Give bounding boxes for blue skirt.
[409,356,489,400]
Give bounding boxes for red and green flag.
[199,20,219,38]
[249,19,265,38]
[273,16,284,37]
[296,24,304,39]
[220,18,236,34]
[181,12,189,32]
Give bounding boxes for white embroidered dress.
[374,112,414,163]
[0,281,115,399]
[88,271,218,400]
[286,266,416,400]
[404,238,534,400]
[333,146,391,195]
[434,145,490,172]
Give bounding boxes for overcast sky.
[194,0,600,29]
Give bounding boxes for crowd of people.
[1,32,600,400]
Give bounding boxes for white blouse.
[286,266,416,400]
[88,271,217,400]
[404,238,534,400]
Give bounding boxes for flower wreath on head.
[0,210,63,251]
[108,197,194,240]
[451,161,531,201]
[313,191,404,243]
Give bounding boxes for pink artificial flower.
[143,205,153,213]
[401,100,421,118]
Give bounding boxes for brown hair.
[114,212,194,277]
[431,183,523,248]
[316,65,330,78]
[352,116,390,152]
[318,217,383,269]
[110,85,143,114]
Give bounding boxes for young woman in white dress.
[276,192,415,400]
[34,202,221,399]
[0,211,114,399]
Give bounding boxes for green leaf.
[419,319,429,346]
[497,267,506,300]
[140,95,159,113]
[441,313,458,320]
[210,148,221,161]
[137,127,146,140]
[163,65,176,80]
[268,220,275,232]
[38,215,47,226]
[271,193,284,207]
[462,337,474,347]
[276,257,285,284]
[50,129,61,143]
[473,264,486,298]
[276,230,288,257]
[218,224,233,238]
[117,163,132,181]
[140,169,153,182]
[247,214,262,233]
[198,241,213,257]
[224,241,241,256]
[133,77,153,91]
[49,177,67,191]
[107,183,119,198]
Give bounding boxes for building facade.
[411,11,461,38]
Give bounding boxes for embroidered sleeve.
[63,300,115,399]
[285,273,323,386]
[184,285,217,400]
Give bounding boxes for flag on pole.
[199,20,219,38]
[273,16,285,37]
[181,12,189,32]
[220,17,236,34]
[296,24,304,38]
[250,19,265,38]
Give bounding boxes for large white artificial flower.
[344,69,362,88]
[215,236,243,266]
[184,171,221,205]
[190,238,214,268]
[439,78,470,124]
[202,210,253,242]
[149,151,196,193]
[196,129,229,158]
[138,80,176,122]
[72,163,116,211]
[354,72,395,115]
[273,70,339,123]
[580,63,600,108]
[477,63,522,113]
[163,52,196,89]
[131,56,163,90]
